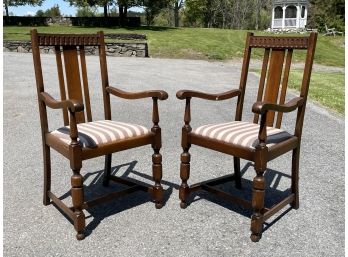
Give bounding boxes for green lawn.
[288,71,345,114]
[3,26,345,67]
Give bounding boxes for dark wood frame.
[31,29,168,240]
[176,32,317,242]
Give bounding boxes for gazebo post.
[296,5,300,28]
[271,7,275,29]
[282,5,286,29]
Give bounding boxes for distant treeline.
[4,0,344,31]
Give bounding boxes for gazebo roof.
[273,0,308,5]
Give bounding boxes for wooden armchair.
[176,32,317,242]
[31,30,168,240]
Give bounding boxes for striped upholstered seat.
[192,121,292,149]
[50,120,150,148]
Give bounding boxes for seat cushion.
[50,120,151,148]
[192,121,292,149]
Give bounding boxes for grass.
[251,68,345,114]
[288,71,345,114]
[3,25,345,66]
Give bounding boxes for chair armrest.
[106,86,168,100]
[40,92,84,112]
[252,97,304,114]
[176,89,241,100]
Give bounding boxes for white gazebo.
[271,0,308,30]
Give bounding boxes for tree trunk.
[5,0,9,17]
[255,0,261,30]
[124,5,128,18]
[104,4,108,17]
[119,5,128,27]
[119,5,124,18]
[174,1,179,27]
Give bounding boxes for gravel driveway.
[3,52,344,257]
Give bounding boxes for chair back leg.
[291,148,300,209]
[233,157,242,189]
[103,154,112,187]
[43,145,51,206]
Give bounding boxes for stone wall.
[3,41,149,57]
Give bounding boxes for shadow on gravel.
[54,160,176,238]
[188,162,293,234]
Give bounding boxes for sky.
[5,0,142,16]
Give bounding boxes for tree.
[44,4,61,17]
[35,9,45,17]
[183,0,271,29]
[67,0,140,20]
[4,0,43,17]
[76,6,98,16]
[308,0,345,31]
[170,0,183,27]
[67,0,110,17]
[183,0,205,27]
[143,0,169,26]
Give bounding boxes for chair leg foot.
[155,202,163,209]
[180,201,187,209]
[43,194,50,206]
[76,232,86,240]
[250,233,262,242]
[290,200,299,210]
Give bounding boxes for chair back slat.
[55,46,69,126]
[238,33,316,131]
[253,48,270,124]
[62,45,86,123]
[262,49,285,126]
[79,46,93,122]
[276,49,293,128]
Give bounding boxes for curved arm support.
[40,92,84,113]
[176,89,241,101]
[106,86,168,100]
[252,97,304,115]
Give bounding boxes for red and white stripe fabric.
[50,120,150,148]
[192,121,292,149]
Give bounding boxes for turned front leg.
[71,169,85,240]
[179,145,191,208]
[250,167,265,242]
[69,112,85,240]
[179,97,192,209]
[250,115,267,242]
[151,97,163,209]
